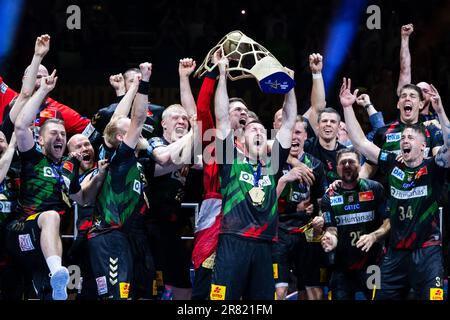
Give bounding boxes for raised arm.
[0,133,16,183]
[356,93,385,141]
[15,71,57,152]
[110,76,139,121]
[123,64,151,149]
[397,24,414,96]
[276,68,297,148]
[179,58,197,118]
[9,35,50,123]
[214,57,231,140]
[152,129,195,166]
[308,53,326,136]
[430,85,450,168]
[109,73,126,97]
[339,78,380,164]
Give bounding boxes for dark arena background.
[1,0,450,309]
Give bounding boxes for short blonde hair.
[162,104,187,120]
[103,115,127,148]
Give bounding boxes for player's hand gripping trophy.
[194,30,295,94]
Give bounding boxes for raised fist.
[309,53,323,74]
[401,24,414,37]
[139,62,152,81]
[356,93,371,107]
[179,58,196,78]
[109,73,125,92]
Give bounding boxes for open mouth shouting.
[403,104,413,117]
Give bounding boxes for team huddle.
[0,23,449,301]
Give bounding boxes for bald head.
[23,64,49,91]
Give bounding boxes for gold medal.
[249,187,265,206]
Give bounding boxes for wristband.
[364,103,373,109]
[138,80,150,95]
[312,72,322,79]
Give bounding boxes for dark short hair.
[244,119,264,131]
[399,84,424,101]
[336,148,361,164]
[123,68,141,81]
[229,97,247,107]
[39,118,65,136]
[403,123,427,140]
[318,108,341,123]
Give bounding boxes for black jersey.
[278,152,327,232]
[322,179,386,270]
[145,136,187,223]
[304,137,347,184]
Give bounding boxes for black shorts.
[146,222,192,289]
[329,269,372,300]
[211,234,274,300]
[375,246,444,300]
[272,230,324,290]
[5,214,53,299]
[88,230,133,300]
[192,265,213,300]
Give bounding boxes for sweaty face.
[398,88,423,124]
[400,128,425,163]
[244,122,267,159]
[290,121,307,157]
[39,123,67,162]
[162,109,189,142]
[228,102,248,130]
[318,112,339,142]
[337,153,360,184]
[68,135,95,172]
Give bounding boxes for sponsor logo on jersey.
[323,211,331,224]
[18,234,35,252]
[210,284,226,300]
[43,167,54,178]
[239,171,271,187]
[348,195,354,203]
[133,180,141,194]
[120,282,130,299]
[0,82,8,94]
[391,167,405,181]
[330,195,344,206]
[96,276,108,296]
[359,191,374,202]
[273,264,279,279]
[380,152,388,161]
[0,201,12,213]
[63,161,74,173]
[390,186,427,199]
[291,191,301,202]
[335,211,374,226]
[344,204,360,211]
[258,175,272,187]
[81,122,95,138]
[386,132,401,143]
[40,109,57,119]
[415,166,428,180]
[430,288,443,300]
